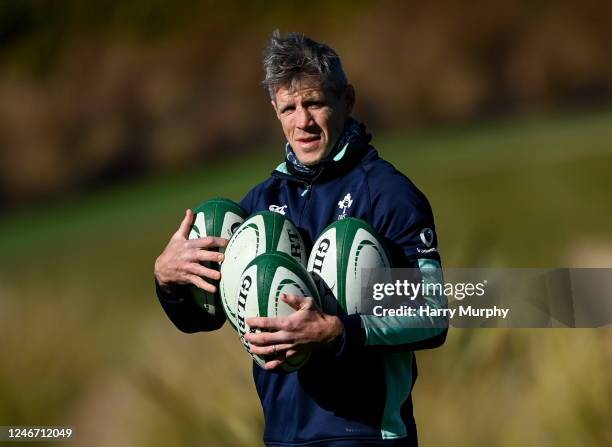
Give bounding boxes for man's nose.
[295,106,313,128]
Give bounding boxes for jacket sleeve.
[334,166,448,356]
[156,280,225,332]
[156,192,255,333]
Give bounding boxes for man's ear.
[271,100,281,120]
[344,85,355,115]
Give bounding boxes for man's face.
[272,78,354,166]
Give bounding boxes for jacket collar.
[273,118,372,184]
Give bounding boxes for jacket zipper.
[297,181,313,227]
[271,169,321,227]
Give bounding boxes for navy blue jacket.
[157,143,447,447]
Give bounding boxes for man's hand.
[245,294,344,370]
[154,209,229,293]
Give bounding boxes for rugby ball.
[220,211,307,330]
[237,251,320,372]
[307,218,391,315]
[188,198,248,325]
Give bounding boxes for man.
[155,31,447,447]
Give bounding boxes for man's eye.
[308,102,323,109]
[282,106,295,114]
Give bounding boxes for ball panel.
[335,219,365,311]
[311,272,342,315]
[259,211,284,253]
[219,211,246,245]
[307,227,338,309]
[278,220,307,266]
[308,218,391,315]
[254,211,306,265]
[236,264,266,368]
[265,252,320,300]
[209,200,247,237]
[267,266,310,316]
[265,260,317,372]
[191,198,247,240]
[190,287,225,321]
[236,264,258,338]
[189,210,209,240]
[220,220,264,329]
[237,251,319,371]
[186,199,247,326]
[345,227,391,314]
[220,213,307,331]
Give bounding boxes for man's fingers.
[186,274,216,294]
[280,293,310,311]
[190,236,229,249]
[193,250,224,263]
[175,209,194,239]
[246,316,284,331]
[264,358,285,370]
[249,343,293,356]
[244,329,290,346]
[187,263,221,281]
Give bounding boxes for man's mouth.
[295,135,321,149]
[296,135,320,142]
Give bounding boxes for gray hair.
[262,30,348,100]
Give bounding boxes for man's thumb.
[176,209,193,239]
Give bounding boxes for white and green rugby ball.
[307,218,391,315]
[237,251,320,372]
[188,198,248,326]
[220,211,307,330]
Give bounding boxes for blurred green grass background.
[1,109,611,446]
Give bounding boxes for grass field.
[1,109,611,446]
